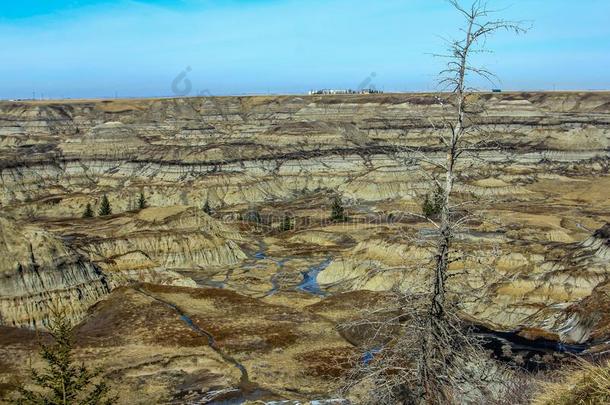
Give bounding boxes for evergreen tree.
[279,215,294,232]
[137,192,147,210]
[13,310,117,405]
[82,203,94,218]
[98,195,112,216]
[330,197,347,222]
[421,185,444,218]
[203,200,213,216]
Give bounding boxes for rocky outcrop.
[318,239,433,292]
[71,206,246,273]
[0,216,110,328]
[0,205,247,328]
[538,225,610,343]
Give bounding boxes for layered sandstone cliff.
[0,215,110,328]
[0,92,608,339]
[1,92,608,217]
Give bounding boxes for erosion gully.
[134,287,272,404]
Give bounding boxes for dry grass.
[295,347,357,378]
[533,359,610,405]
[483,369,542,405]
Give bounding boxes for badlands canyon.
[0,92,609,403]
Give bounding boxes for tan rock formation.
[317,223,610,344]
[0,215,109,328]
[1,92,609,216]
[0,205,247,328]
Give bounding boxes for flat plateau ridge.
[0,92,609,403]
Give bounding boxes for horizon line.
[3,88,610,103]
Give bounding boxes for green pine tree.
[137,192,147,210]
[203,200,213,216]
[13,310,117,405]
[98,195,112,216]
[330,197,347,222]
[82,203,94,218]
[279,215,294,232]
[421,185,444,218]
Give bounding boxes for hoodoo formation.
[1,92,609,402]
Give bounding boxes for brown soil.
[295,347,358,378]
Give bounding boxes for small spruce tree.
[421,185,444,218]
[13,310,117,405]
[330,197,347,222]
[203,200,213,216]
[279,215,294,232]
[137,192,147,210]
[82,203,94,218]
[98,195,112,216]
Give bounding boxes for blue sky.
[1,0,609,99]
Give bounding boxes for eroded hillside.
[0,92,609,402]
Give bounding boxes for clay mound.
[72,121,144,146]
[0,206,247,329]
[0,215,110,328]
[70,205,241,241]
[62,121,146,157]
[551,281,610,345]
[45,206,247,283]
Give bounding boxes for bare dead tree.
[340,1,528,404]
[422,0,527,400]
[430,0,527,323]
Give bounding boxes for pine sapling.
[82,203,94,218]
[98,195,112,216]
[331,197,347,222]
[137,192,147,210]
[280,215,294,232]
[13,310,117,405]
